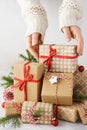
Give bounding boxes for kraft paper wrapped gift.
[74,70,87,97]
[13,61,44,103]
[58,103,80,122]
[41,72,74,105]
[78,102,87,124]
[39,44,78,73]
[5,102,22,116]
[21,101,57,125]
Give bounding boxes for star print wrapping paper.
[41,72,74,105]
[39,44,78,73]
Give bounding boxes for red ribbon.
[13,62,41,101]
[43,45,56,71]
[39,45,78,71]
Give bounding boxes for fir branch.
[1,67,13,88]
[33,108,44,117]
[19,54,29,61]
[0,115,21,128]
[19,49,37,62]
[1,75,13,88]
[73,84,87,102]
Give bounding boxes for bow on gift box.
[12,62,42,101]
[40,45,78,72]
[44,45,56,71]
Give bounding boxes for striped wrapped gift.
[21,101,57,125]
[39,44,78,73]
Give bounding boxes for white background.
[0,0,87,130]
[0,0,87,78]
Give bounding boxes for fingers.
[75,31,84,56]
[70,26,84,56]
[62,27,72,42]
[32,33,42,46]
[26,33,42,60]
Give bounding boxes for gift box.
[21,101,58,125]
[41,72,73,105]
[58,103,80,122]
[78,102,87,124]
[13,61,44,103]
[74,70,87,102]
[39,44,78,73]
[5,102,22,116]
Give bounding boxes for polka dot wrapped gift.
[39,44,78,73]
[21,101,58,125]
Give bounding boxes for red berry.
[78,65,84,72]
[51,118,59,126]
[1,102,6,108]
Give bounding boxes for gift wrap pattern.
[58,103,80,122]
[5,102,22,116]
[78,102,87,124]
[21,101,53,125]
[41,72,74,105]
[74,70,87,96]
[39,44,78,73]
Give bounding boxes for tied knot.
[24,74,33,82]
[44,45,56,71]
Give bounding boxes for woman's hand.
[26,33,42,60]
[62,26,84,56]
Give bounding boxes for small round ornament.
[78,65,85,72]
[51,118,59,126]
[1,102,6,108]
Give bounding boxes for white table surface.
[0,88,87,130]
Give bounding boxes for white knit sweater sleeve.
[58,0,83,30]
[17,0,48,40]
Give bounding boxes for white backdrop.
[0,0,87,78]
[0,1,87,130]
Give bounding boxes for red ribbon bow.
[44,45,56,71]
[13,62,41,101]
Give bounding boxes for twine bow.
[44,45,56,71]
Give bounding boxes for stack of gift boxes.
[2,44,87,126]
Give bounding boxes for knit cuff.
[59,8,78,31]
[58,0,83,31]
[25,15,48,41]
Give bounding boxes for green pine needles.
[73,84,87,102]
[33,108,44,117]
[0,50,37,88]
[19,49,37,62]
[0,115,21,128]
[1,67,14,88]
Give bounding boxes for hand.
[26,33,42,60]
[62,26,84,56]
